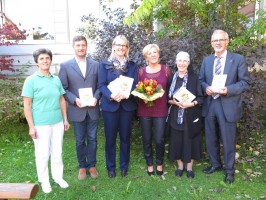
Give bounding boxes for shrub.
[0,79,25,125]
[78,2,266,148]
[78,5,156,67]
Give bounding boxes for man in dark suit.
[199,30,250,183]
[59,36,101,180]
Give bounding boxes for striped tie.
[213,56,222,99]
[215,56,222,75]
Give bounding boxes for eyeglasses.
[115,44,127,48]
[211,39,227,43]
[176,59,189,64]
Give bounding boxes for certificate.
[119,75,134,98]
[78,88,94,107]
[211,74,227,93]
[173,87,196,103]
[108,75,134,98]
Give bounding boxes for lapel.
[209,54,215,80]
[223,51,233,75]
[70,58,84,78]
[84,59,91,79]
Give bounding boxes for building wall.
[0,0,100,76]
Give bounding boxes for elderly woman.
[137,44,172,176]
[168,51,203,178]
[98,35,138,178]
[22,48,70,193]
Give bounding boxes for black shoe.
[147,170,155,176]
[224,173,234,184]
[121,170,128,177]
[175,169,184,177]
[186,170,195,179]
[156,170,164,176]
[203,166,222,174]
[108,171,116,178]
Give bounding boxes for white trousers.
[33,121,65,183]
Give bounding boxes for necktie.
[215,56,222,75]
[213,56,222,99]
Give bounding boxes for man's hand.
[206,86,215,96]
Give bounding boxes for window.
[1,0,55,43]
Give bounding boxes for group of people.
[21,29,250,194]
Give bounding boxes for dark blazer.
[168,72,204,138]
[199,51,250,122]
[98,59,138,112]
[59,58,101,122]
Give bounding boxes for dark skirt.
[168,126,202,163]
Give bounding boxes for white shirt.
[75,57,86,77]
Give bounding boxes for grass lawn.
[0,118,265,200]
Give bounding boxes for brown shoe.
[89,167,99,179]
[78,168,87,180]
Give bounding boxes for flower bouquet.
[131,78,165,107]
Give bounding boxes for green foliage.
[125,0,265,46]
[123,0,169,26]
[77,0,266,145]
[32,27,54,40]
[0,79,25,126]
[123,0,266,145]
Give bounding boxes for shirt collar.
[35,70,54,77]
[215,50,227,59]
[75,57,86,63]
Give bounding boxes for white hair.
[176,51,190,62]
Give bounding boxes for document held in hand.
[173,87,196,103]
[211,74,227,93]
[79,88,94,107]
[108,75,134,98]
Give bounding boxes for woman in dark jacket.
[98,35,138,178]
[168,51,203,179]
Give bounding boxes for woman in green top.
[22,48,70,194]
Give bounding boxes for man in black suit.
[199,29,250,183]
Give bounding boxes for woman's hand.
[64,120,70,131]
[179,101,194,109]
[111,92,124,102]
[168,99,193,109]
[168,99,181,107]
[29,127,37,139]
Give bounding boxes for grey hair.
[175,51,190,63]
[211,29,229,41]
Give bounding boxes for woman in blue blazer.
[98,35,138,178]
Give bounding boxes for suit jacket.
[98,59,138,112]
[58,57,101,122]
[199,51,251,122]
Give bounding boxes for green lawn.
[0,118,265,200]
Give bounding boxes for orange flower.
[131,78,164,107]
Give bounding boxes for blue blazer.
[199,51,251,122]
[98,59,138,112]
[59,58,101,122]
